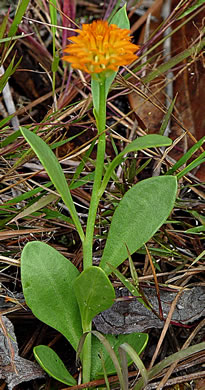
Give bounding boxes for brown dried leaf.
[128,1,166,134]
[129,1,205,180]
[171,0,205,180]
[195,378,205,390]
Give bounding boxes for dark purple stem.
[103,0,117,21]
[61,0,76,49]
[8,17,52,60]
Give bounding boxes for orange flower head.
[62,20,139,76]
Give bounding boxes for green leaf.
[52,53,60,72]
[0,11,9,40]
[73,266,115,330]
[91,333,148,379]
[0,55,22,93]
[123,135,171,155]
[90,331,125,390]
[70,171,95,190]
[109,4,130,29]
[70,140,95,186]
[0,129,20,147]
[20,127,84,242]
[49,0,57,38]
[99,134,173,199]
[7,0,30,42]
[41,208,73,224]
[105,72,116,100]
[21,241,82,350]
[34,345,76,386]
[0,115,14,129]
[91,78,100,116]
[91,73,116,117]
[100,176,177,274]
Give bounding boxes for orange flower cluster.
[62,20,139,75]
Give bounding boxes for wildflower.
[62,20,139,76]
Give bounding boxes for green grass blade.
[0,11,9,40]
[0,33,33,43]
[91,331,125,390]
[8,194,58,224]
[118,347,128,390]
[7,0,30,42]
[70,140,95,186]
[49,0,57,54]
[134,342,205,390]
[176,156,205,179]
[70,171,95,190]
[1,182,52,206]
[141,37,205,85]
[0,55,22,93]
[166,136,205,175]
[49,0,59,97]
[178,0,205,19]
[99,134,172,205]
[119,343,148,388]
[159,95,177,135]
[106,263,149,309]
[91,333,148,379]
[0,116,14,129]
[0,129,21,148]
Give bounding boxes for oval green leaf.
[73,266,115,329]
[21,241,82,350]
[34,345,76,386]
[100,176,177,274]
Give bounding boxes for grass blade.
[177,155,205,179]
[119,343,148,388]
[166,136,205,175]
[91,331,125,390]
[7,0,30,42]
[134,342,205,390]
[159,95,177,135]
[99,134,172,199]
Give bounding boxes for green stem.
[82,79,106,384]
[83,79,106,269]
[82,329,92,384]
